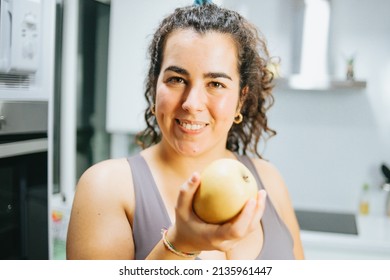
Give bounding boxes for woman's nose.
[181,85,206,113]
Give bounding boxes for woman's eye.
[167,77,186,84]
[209,81,225,89]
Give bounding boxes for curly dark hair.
[136,3,276,158]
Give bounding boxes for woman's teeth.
[178,120,206,131]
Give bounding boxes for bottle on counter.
[383,183,390,217]
[359,183,370,215]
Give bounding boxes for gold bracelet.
[161,228,200,258]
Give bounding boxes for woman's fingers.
[223,190,267,239]
[249,190,267,230]
[226,198,256,238]
[176,172,201,215]
[174,176,268,253]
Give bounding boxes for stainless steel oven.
[0,100,48,259]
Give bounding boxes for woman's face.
[155,29,241,157]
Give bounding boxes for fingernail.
[248,198,256,208]
[190,172,199,183]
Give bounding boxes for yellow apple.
[193,158,258,224]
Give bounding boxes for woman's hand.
[166,172,267,254]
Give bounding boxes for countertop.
[300,215,390,259]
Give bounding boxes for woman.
[66,2,304,260]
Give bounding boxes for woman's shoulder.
[67,157,136,259]
[78,157,132,187]
[241,156,284,184]
[75,157,134,208]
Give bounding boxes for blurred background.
[0,0,389,260]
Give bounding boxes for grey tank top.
[127,154,295,260]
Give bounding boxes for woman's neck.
[144,141,236,178]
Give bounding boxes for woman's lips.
[176,119,209,132]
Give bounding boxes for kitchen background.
[1,0,389,260]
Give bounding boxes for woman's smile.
[176,119,209,133]
[155,29,240,156]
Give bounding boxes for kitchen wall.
[222,0,390,214]
[106,0,390,214]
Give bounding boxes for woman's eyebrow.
[164,66,232,81]
[204,72,232,80]
[164,65,189,76]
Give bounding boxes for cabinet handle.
[0,115,6,130]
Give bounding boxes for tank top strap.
[127,154,172,260]
[235,154,295,259]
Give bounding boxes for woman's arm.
[66,159,135,259]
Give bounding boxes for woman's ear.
[237,86,249,112]
[242,85,249,96]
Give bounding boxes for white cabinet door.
[106,0,192,133]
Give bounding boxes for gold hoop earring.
[234,113,243,124]
[151,104,156,115]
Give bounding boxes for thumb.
[176,172,201,210]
